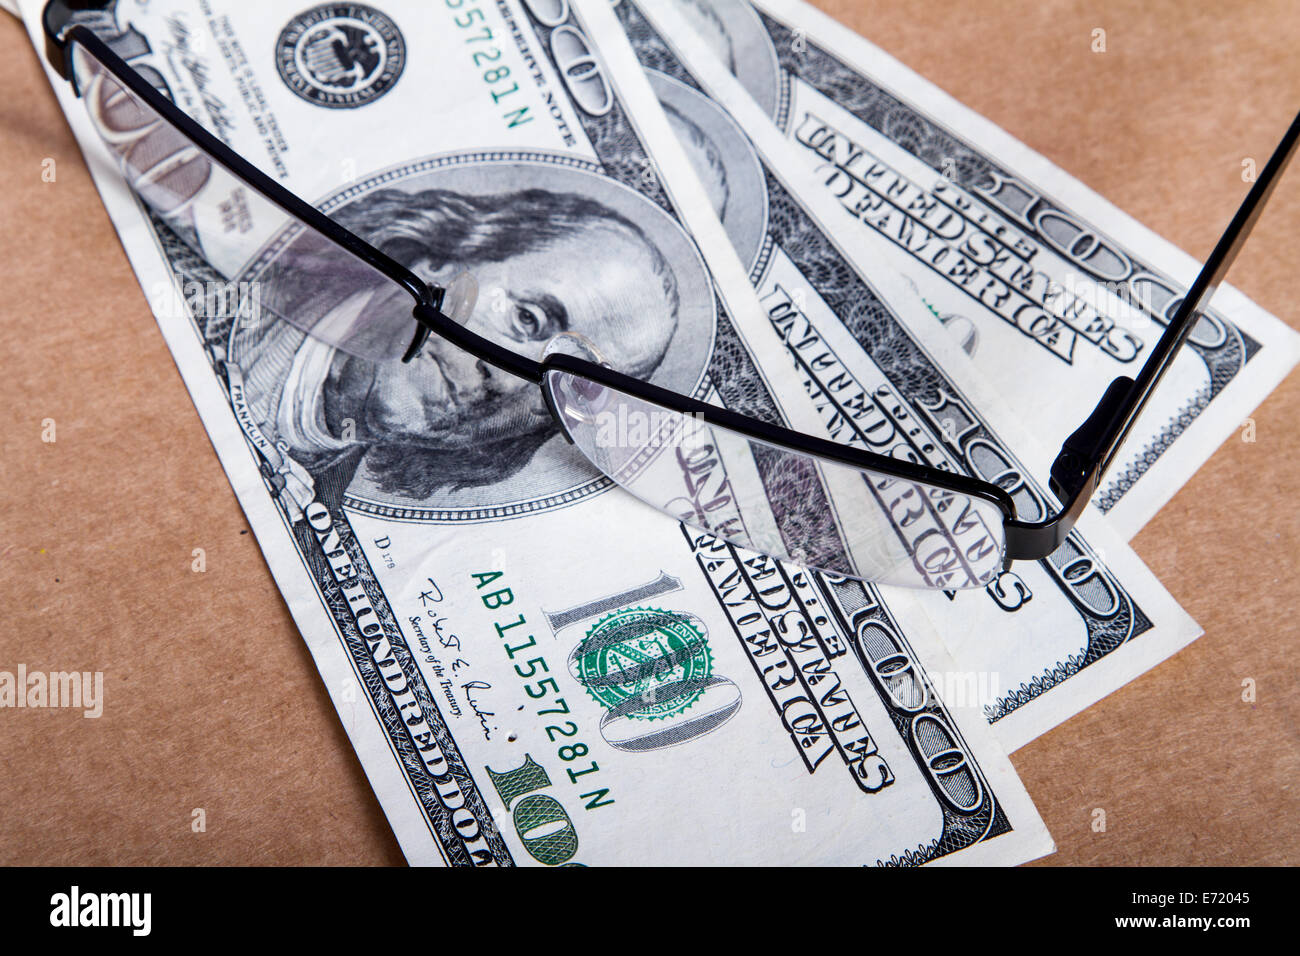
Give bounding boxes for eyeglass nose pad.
[539,333,612,445]
[402,271,479,363]
[440,271,479,326]
[542,331,609,366]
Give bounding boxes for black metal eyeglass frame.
[42,0,1300,568]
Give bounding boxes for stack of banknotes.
[18,0,1299,865]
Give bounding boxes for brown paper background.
[1,0,1297,866]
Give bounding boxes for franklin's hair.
[330,186,679,331]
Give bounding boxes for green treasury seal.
[574,608,712,721]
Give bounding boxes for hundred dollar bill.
[585,0,1202,750]
[20,0,1053,864]
[635,0,1300,540]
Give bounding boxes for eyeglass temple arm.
[1005,109,1300,561]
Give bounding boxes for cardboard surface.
[1,1,1296,865]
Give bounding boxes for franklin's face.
[326,220,677,450]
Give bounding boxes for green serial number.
[445,0,533,128]
[474,570,616,867]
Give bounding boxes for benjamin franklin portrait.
[225,156,716,516]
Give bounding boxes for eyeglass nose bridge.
[402,271,479,363]
[400,291,440,363]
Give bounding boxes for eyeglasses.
[42,1,1300,590]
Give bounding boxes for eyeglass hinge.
[42,2,114,83]
[1048,375,1135,503]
